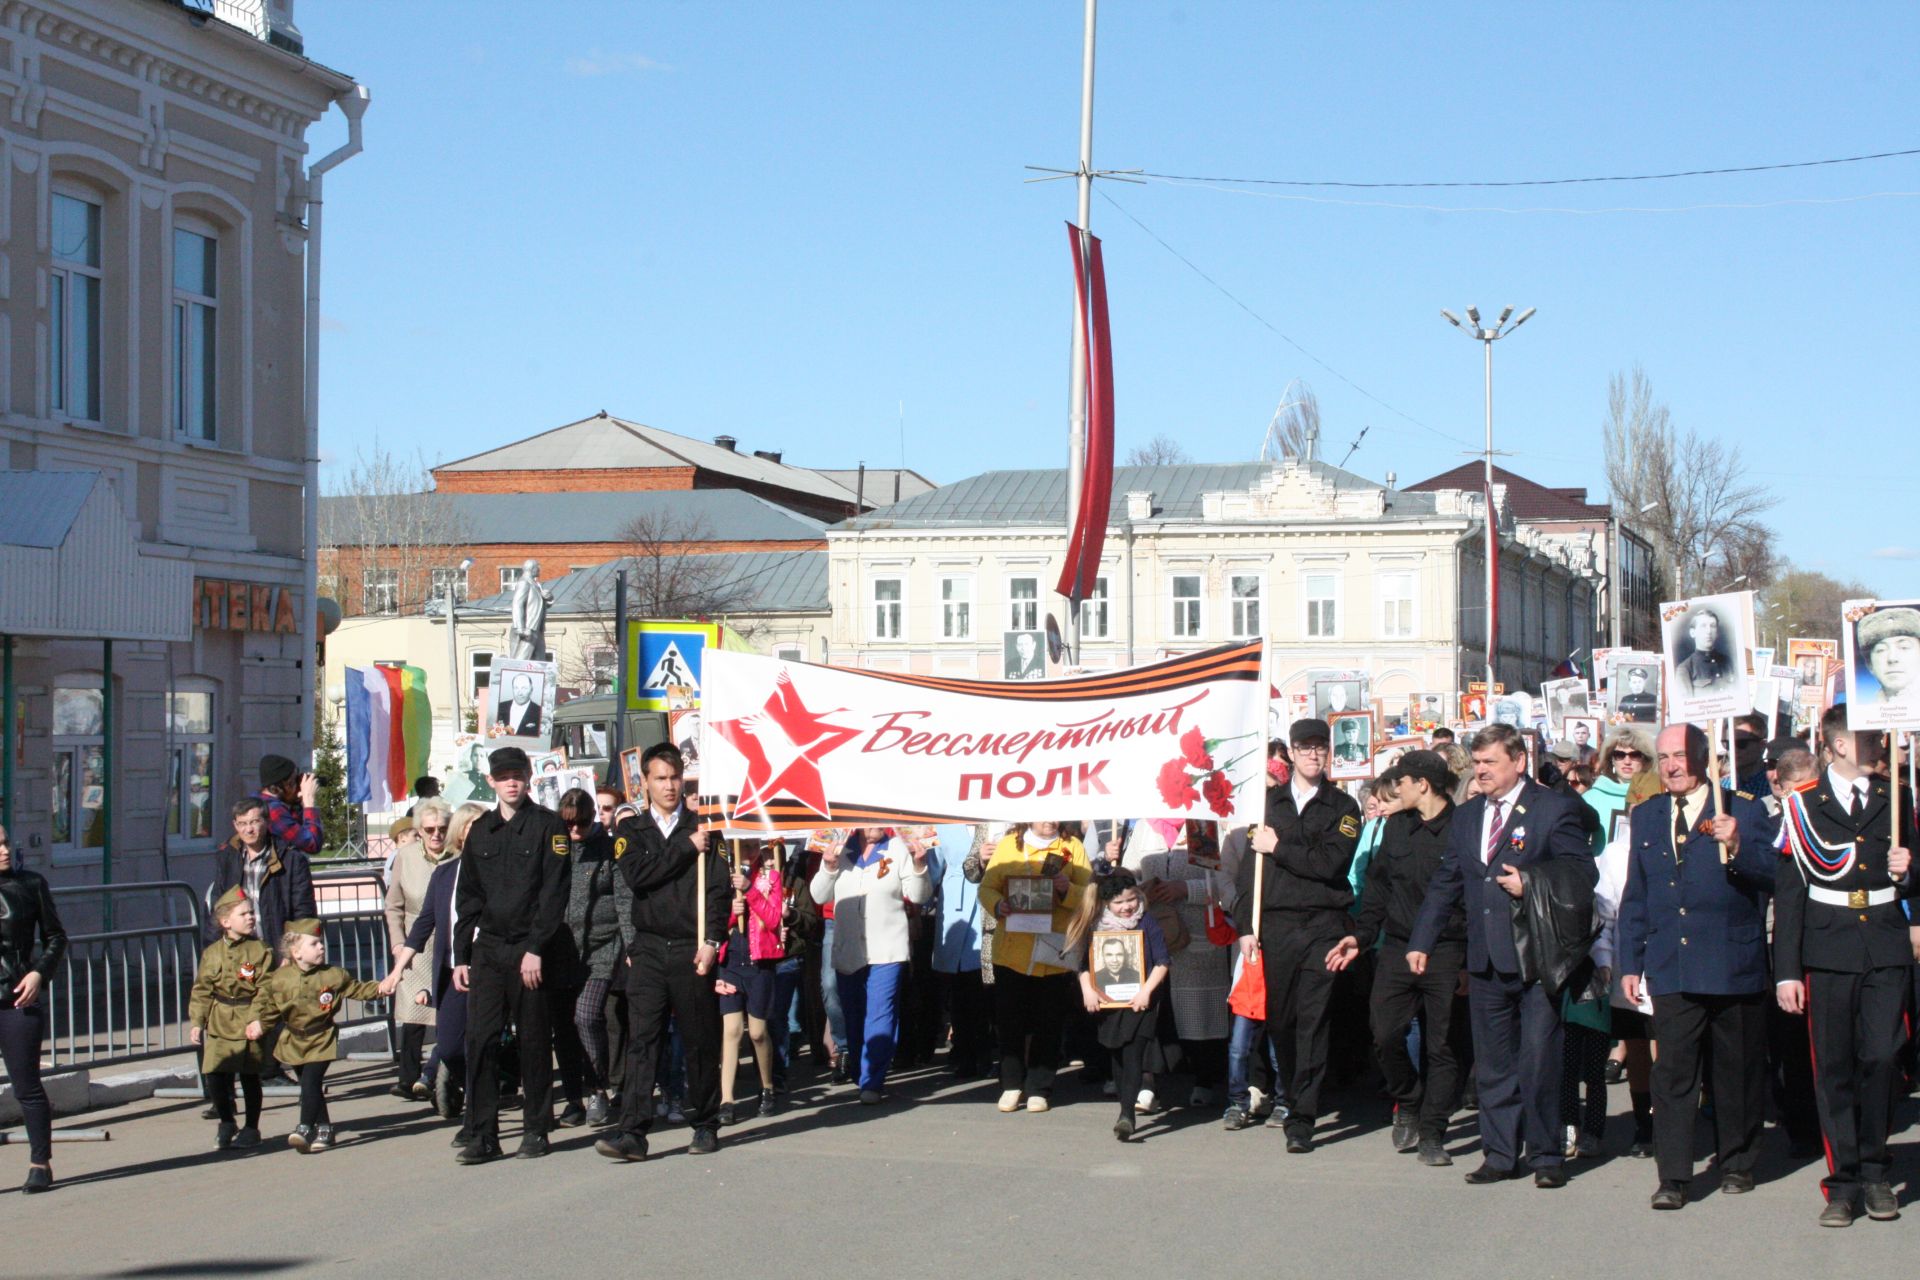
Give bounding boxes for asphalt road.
[9,1054,1919,1279]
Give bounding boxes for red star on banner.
[711,669,860,820]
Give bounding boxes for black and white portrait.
[491,657,558,746]
[1328,711,1375,781]
[1661,592,1751,721]
[1542,677,1590,732]
[1314,679,1363,721]
[1090,930,1145,1006]
[1004,631,1047,682]
[1610,655,1662,724]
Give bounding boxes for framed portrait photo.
[489,657,559,749]
[1003,630,1047,682]
[1787,638,1839,694]
[1842,599,1920,732]
[1608,651,1662,724]
[1004,875,1056,933]
[1541,677,1591,733]
[1313,678,1365,721]
[1661,592,1753,722]
[1182,819,1221,870]
[1089,930,1146,1008]
[1561,716,1602,757]
[1328,711,1375,781]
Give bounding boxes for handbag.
[1148,901,1190,954]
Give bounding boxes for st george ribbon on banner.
[345,663,431,809]
[699,642,1267,832]
[1055,223,1115,604]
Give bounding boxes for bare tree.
[1601,366,1778,598]
[318,447,468,617]
[1760,566,1879,648]
[1124,434,1191,467]
[1263,384,1321,460]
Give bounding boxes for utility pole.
[1062,0,1097,666]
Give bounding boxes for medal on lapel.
[317,988,336,1011]
[1508,826,1528,855]
[237,962,258,984]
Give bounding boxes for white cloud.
[565,50,670,77]
[1870,546,1920,560]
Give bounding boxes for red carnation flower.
[1203,769,1234,818]
[1180,726,1213,770]
[1157,758,1200,810]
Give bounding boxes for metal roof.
[460,551,827,617]
[321,488,825,547]
[0,471,98,548]
[833,459,1437,530]
[1406,463,1610,522]
[809,468,938,504]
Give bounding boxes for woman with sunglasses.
[383,797,456,1101]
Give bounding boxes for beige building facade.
[0,0,362,885]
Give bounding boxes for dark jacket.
[1409,778,1596,975]
[1618,787,1777,996]
[560,826,629,984]
[1233,778,1363,935]
[1353,802,1464,954]
[612,808,729,945]
[1774,773,1920,976]
[204,840,315,948]
[405,857,460,1004]
[1513,857,1601,1001]
[0,868,68,1007]
[453,802,572,967]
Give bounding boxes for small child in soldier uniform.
[253,918,383,1153]
[189,887,275,1150]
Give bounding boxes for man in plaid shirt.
[257,754,322,854]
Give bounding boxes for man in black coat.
[1774,707,1920,1227]
[1409,722,1595,1188]
[203,797,315,949]
[1233,717,1362,1154]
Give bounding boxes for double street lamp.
[1441,305,1534,696]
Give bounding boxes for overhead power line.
[1135,145,1920,191]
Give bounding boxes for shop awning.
[0,470,193,642]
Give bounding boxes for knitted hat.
[259,754,297,788]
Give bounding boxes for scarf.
[1098,901,1145,932]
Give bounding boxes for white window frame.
[871,576,904,641]
[1229,573,1264,640]
[584,645,618,696]
[1008,576,1039,632]
[469,649,496,709]
[499,565,527,594]
[171,220,218,441]
[1378,570,1417,640]
[431,566,469,605]
[1080,575,1111,640]
[50,189,103,423]
[1171,573,1203,639]
[51,681,107,863]
[167,681,217,846]
[1304,572,1340,639]
[940,574,974,641]
[362,567,399,616]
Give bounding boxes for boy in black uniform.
[1327,751,1463,1166]
[597,743,731,1162]
[1774,707,1920,1226]
[451,746,571,1163]
[1233,717,1363,1153]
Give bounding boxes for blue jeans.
[837,962,906,1092]
[1226,1013,1284,1112]
[770,957,802,1082]
[821,919,846,1051]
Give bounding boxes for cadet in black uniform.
[596,743,731,1162]
[451,746,571,1164]
[1233,717,1363,1153]
[1774,707,1920,1227]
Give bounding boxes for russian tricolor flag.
[345,664,431,809]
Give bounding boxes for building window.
[1379,571,1416,639]
[469,650,495,708]
[171,226,218,441]
[871,578,903,640]
[774,643,805,662]
[50,192,103,422]
[1305,572,1338,638]
[1080,576,1110,640]
[499,565,526,593]
[431,566,468,604]
[585,646,617,696]
[1008,577,1039,631]
[1230,574,1263,639]
[167,687,215,842]
[362,568,399,616]
[940,576,973,641]
[1171,574,1202,638]
[51,686,106,854]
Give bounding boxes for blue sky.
[302,2,1920,596]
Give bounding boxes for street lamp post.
[445,556,473,732]
[1441,305,1535,696]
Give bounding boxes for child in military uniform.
[254,918,384,1153]
[189,887,275,1150]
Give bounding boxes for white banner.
[698,643,1268,831]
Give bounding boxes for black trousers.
[207,1070,263,1128]
[1808,966,1909,1199]
[935,968,990,1072]
[1767,1001,1820,1150]
[550,981,590,1105]
[464,942,554,1143]
[1466,969,1563,1171]
[396,1023,427,1088]
[1649,990,1768,1184]
[1372,940,1463,1140]
[994,967,1075,1094]
[0,1004,51,1163]
[297,1061,331,1128]
[617,936,721,1138]
[1260,915,1345,1126]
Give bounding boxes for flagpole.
[1062,0,1096,667]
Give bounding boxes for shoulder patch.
[1338,815,1360,839]
[614,836,628,860]
[551,834,569,857]
[1735,790,1754,801]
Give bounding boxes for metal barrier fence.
[11,865,397,1078]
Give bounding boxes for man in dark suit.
[495,674,543,737]
[1774,706,1920,1227]
[1408,722,1595,1188]
[1618,724,1777,1210]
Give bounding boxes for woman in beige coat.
[384,797,453,1099]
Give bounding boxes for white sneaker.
[1026,1094,1050,1113]
[1564,1124,1580,1158]
[1248,1086,1267,1115]
[997,1090,1023,1113]
[1136,1089,1158,1114]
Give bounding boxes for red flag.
[1228,951,1266,1020]
[1055,224,1114,602]
[1485,477,1500,672]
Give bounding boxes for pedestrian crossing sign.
[626,622,720,710]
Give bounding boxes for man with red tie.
[1408,722,1596,1188]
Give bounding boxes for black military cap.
[488,746,532,776]
[1290,717,1331,746]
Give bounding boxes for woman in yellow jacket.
[977,821,1092,1113]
